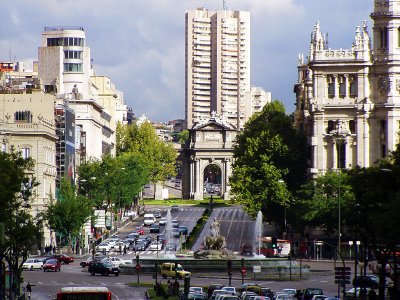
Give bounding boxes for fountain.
[194,218,235,259]
[254,211,264,257]
[165,209,172,246]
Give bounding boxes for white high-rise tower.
[185,8,250,130]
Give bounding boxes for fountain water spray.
[165,209,172,247]
[254,211,263,256]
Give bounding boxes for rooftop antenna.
[223,0,227,10]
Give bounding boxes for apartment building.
[185,8,251,130]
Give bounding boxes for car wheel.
[30,266,33,271]
[43,269,46,272]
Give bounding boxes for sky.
[0,0,373,123]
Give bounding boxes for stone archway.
[180,114,238,200]
[203,164,222,197]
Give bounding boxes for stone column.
[332,139,337,169]
[194,159,202,200]
[189,158,194,199]
[363,115,370,167]
[334,75,339,98]
[345,137,352,168]
[345,74,349,98]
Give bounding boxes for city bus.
[56,287,112,299]
[257,237,291,257]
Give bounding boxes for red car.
[53,254,74,264]
[136,226,144,235]
[43,259,61,272]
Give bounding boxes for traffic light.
[271,237,278,249]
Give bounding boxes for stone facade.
[181,113,237,200]
[294,1,400,176]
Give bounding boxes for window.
[327,120,334,133]
[339,76,346,98]
[14,111,33,123]
[337,142,346,169]
[64,51,82,59]
[380,27,388,48]
[349,120,356,134]
[21,148,30,159]
[349,76,358,98]
[47,37,84,47]
[64,63,83,72]
[327,76,335,98]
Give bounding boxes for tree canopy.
[116,121,176,183]
[230,101,309,231]
[44,177,92,253]
[0,148,41,299]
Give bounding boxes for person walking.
[119,244,122,255]
[26,282,35,299]
[123,244,127,255]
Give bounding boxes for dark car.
[150,224,160,233]
[154,210,162,218]
[179,226,188,235]
[352,275,379,289]
[81,255,110,268]
[303,288,323,300]
[240,243,253,256]
[88,261,119,276]
[165,242,177,251]
[43,259,61,272]
[133,241,147,251]
[172,228,181,238]
[208,284,225,299]
[171,205,179,212]
[53,254,74,264]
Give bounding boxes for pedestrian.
[123,244,127,255]
[52,245,56,255]
[167,280,173,297]
[26,282,35,299]
[173,280,179,296]
[119,243,122,254]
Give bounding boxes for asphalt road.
[20,206,347,299]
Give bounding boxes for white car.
[96,242,111,253]
[22,258,43,270]
[107,237,120,248]
[159,217,167,226]
[108,256,131,267]
[149,241,163,251]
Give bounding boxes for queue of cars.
[22,253,74,272]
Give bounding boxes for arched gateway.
[181,113,238,200]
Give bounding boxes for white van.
[143,213,156,225]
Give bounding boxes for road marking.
[82,282,90,285]
[52,281,57,284]
[100,282,107,286]
[38,281,44,285]
[68,282,74,284]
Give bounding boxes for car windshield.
[47,259,58,264]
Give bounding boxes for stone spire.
[353,20,370,51]
[309,22,326,60]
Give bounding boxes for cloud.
[0,0,374,121]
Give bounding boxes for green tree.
[230,101,309,232]
[116,122,176,186]
[0,148,41,299]
[177,129,189,144]
[44,177,92,253]
[294,171,354,236]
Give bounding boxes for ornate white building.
[294,0,400,176]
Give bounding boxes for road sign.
[241,267,246,275]
[253,266,261,273]
[135,263,142,271]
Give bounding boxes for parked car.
[22,258,43,270]
[52,254,74,264]
[352,274,379,289]
[43,259,61,272]
[88,261,120,276]
[179,226,188,235]
[159,217,167,226]
[150,224,160,233]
